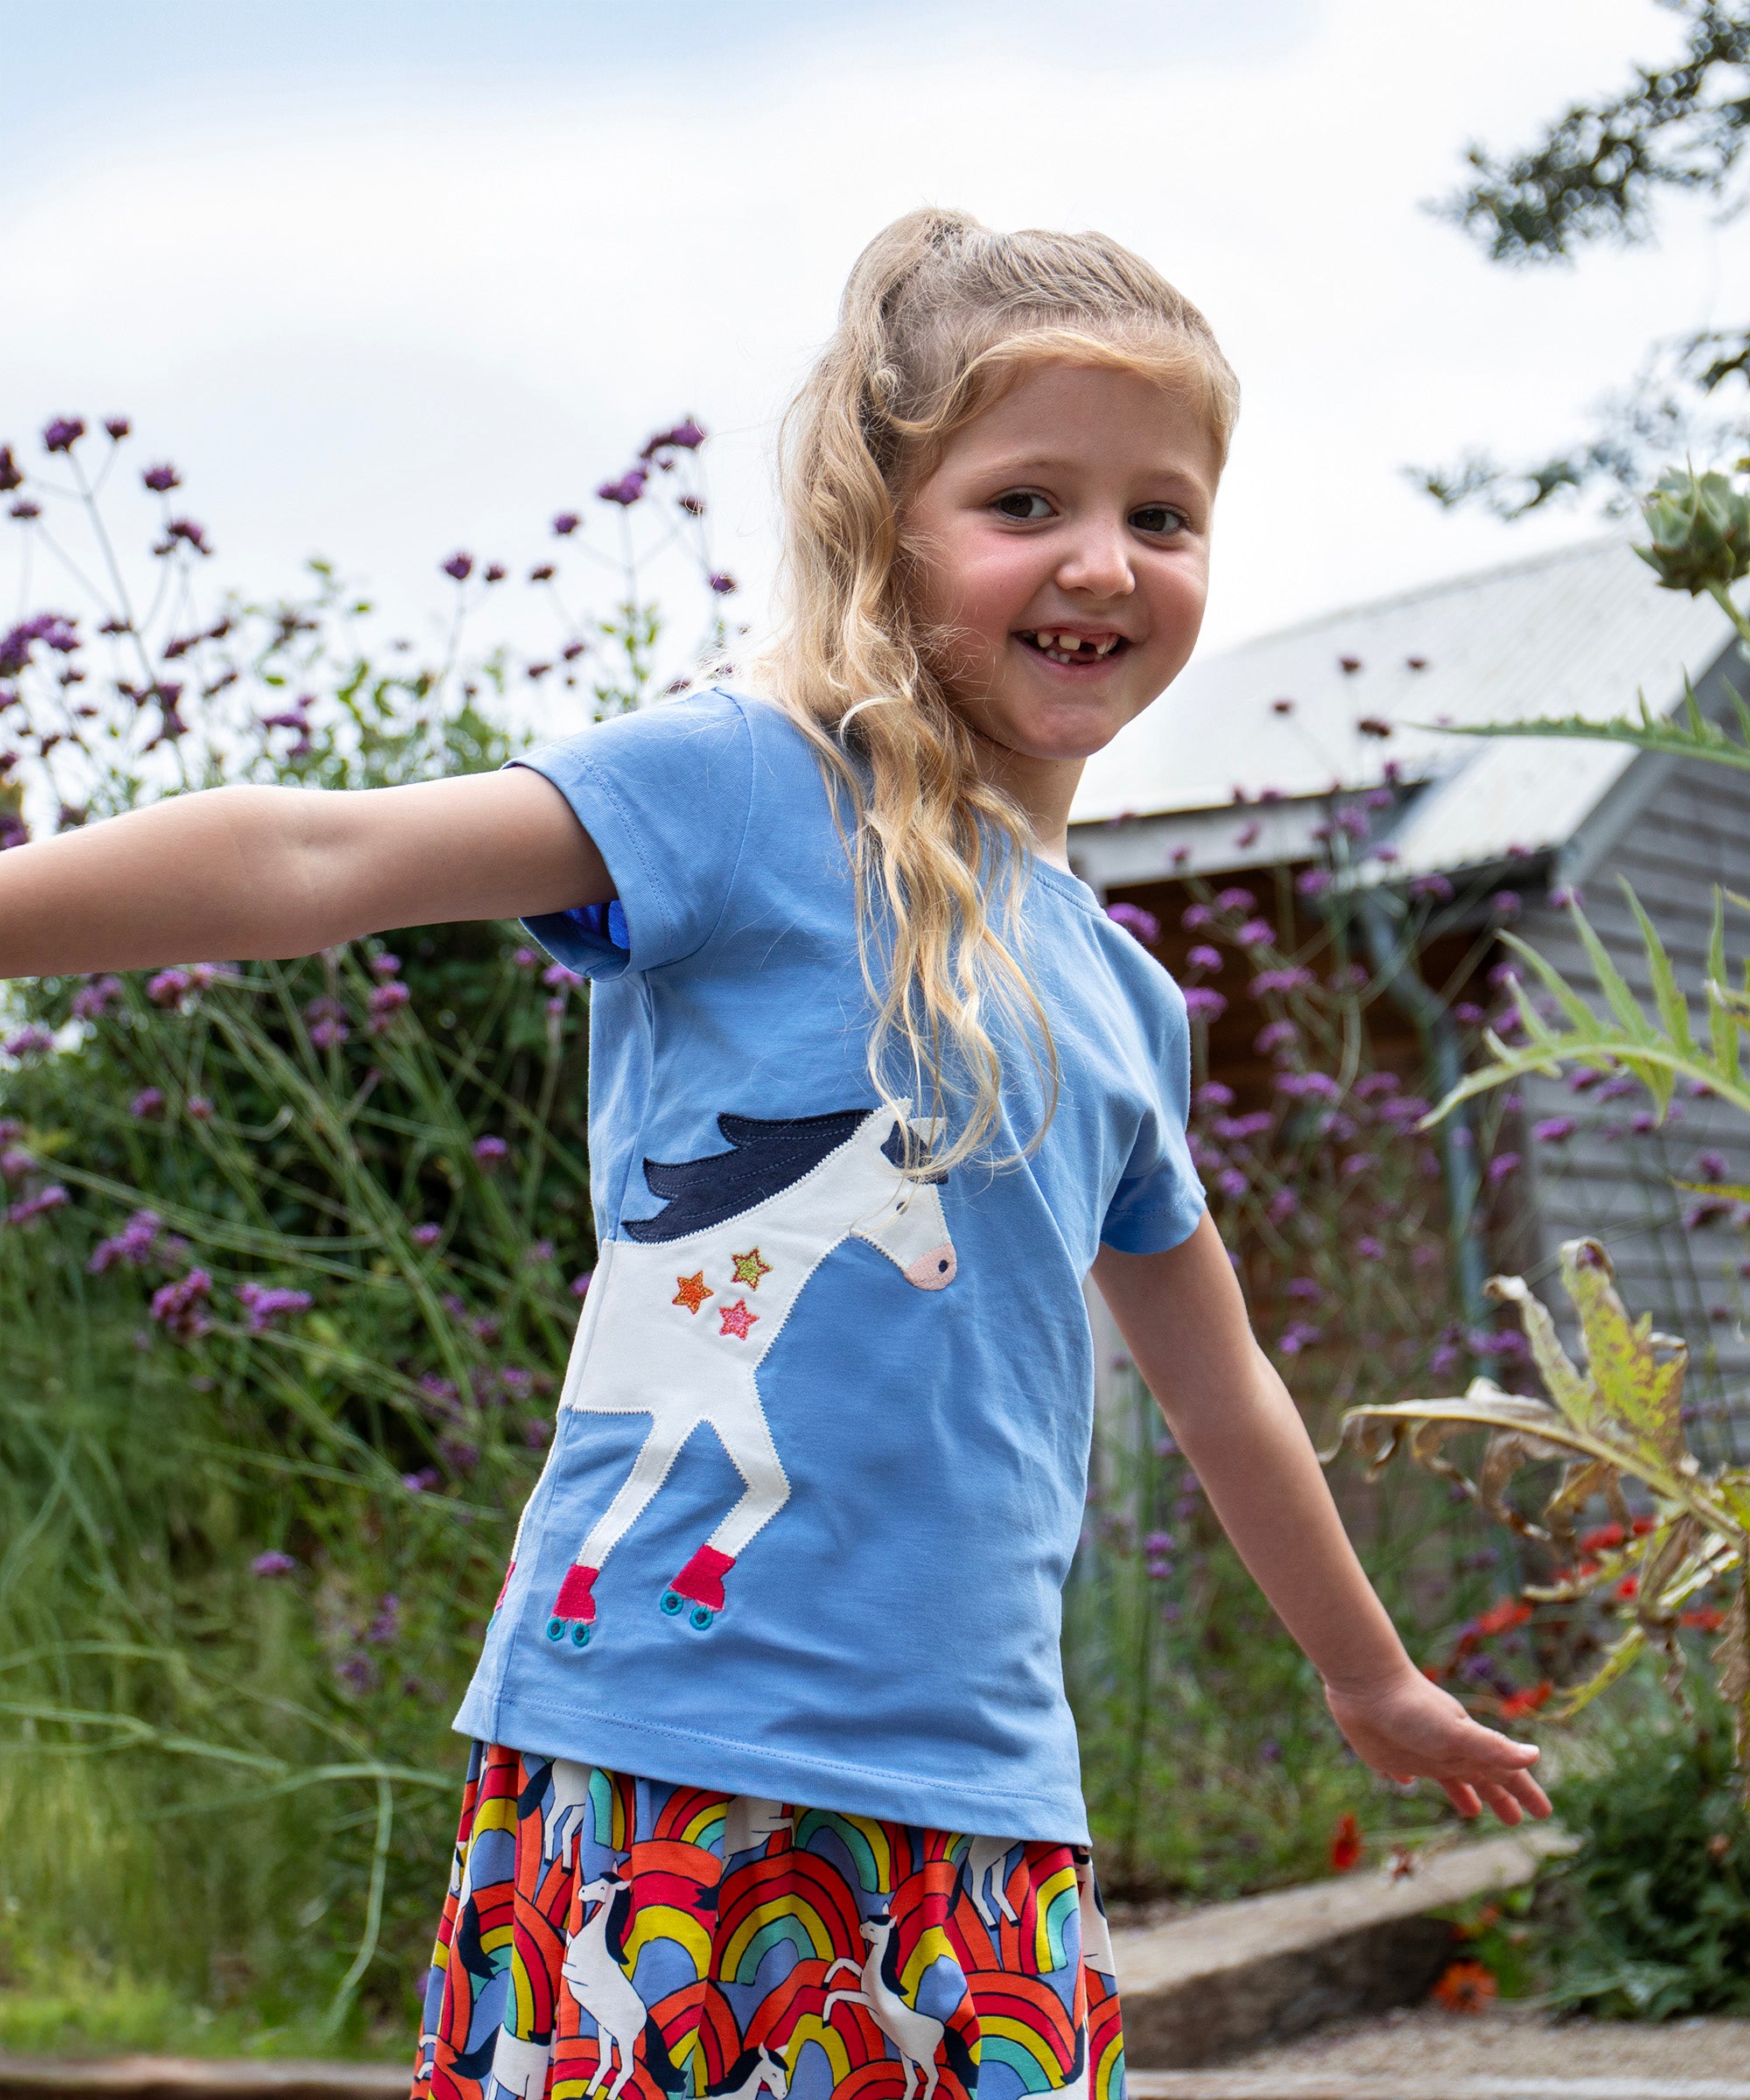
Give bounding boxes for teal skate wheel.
[660,1591,683,1616]
[689,1605,715,1631]
[546,1616,565,1642]
[570,1620,592,1648]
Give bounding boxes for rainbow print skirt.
[412,1742,1125,2100]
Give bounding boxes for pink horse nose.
[904,1243,956,1290]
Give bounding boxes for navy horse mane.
[623,1109,941,1244]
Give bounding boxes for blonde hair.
[756,206,1239,1177]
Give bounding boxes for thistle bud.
[1635,466,1750,596]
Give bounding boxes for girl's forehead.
[937,363,1222,482]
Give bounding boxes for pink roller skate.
[547,1563,600,1648]
[661,1544,735,1630]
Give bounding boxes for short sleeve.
[1099,976,1207,1255]
[509,689,755,980]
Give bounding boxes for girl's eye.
[1130,504,1186,536]
[993,491,1053,522]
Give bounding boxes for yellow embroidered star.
[729,1247,773,1290]
[672,1271,714,1314]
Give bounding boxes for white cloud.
[1,0,1730,695]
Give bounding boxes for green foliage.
[1340,1239,1750,1800]
[1418,4,1750,514]
[1541,1698,1750,2018]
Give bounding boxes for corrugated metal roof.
[1069,537,1738,879]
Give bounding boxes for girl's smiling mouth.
[1016,628,1130,666]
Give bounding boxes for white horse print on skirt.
[528,1102,956,1643]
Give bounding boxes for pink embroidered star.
[718,1298,758,1340]
[730,1246,773,1290]
[673,1271,713,1314]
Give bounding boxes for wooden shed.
[1069,537,1750,1461]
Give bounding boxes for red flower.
[1329,1813,1362,1873]
[1579,1522,1625,1553]
[1474,1598,1532,1638]
[1500,1681,1552,1720]
[1614,1575,1639,1602]
[1681,1606,1726,1632]
[1432,1959,1499,2014]
[1632,1514,1658,1536]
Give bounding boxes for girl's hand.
[1324,1669,1553,1825]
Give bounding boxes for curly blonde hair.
[755,206,1238,1176]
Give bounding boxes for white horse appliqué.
[562,1873,681,2100]
[528,1103,955,1642]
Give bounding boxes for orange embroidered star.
[730,1246,773,1290]
[672,1271,713,1314]
[718,1298,758,1340]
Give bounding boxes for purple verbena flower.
[552,512,580,536]
[542,962,584,990]
[1254,1019,1298,1056]
[146,967,192,1007]
[142,462,180,493]
[367,980,410,1031]
[410,1222,442,1249]
[1214,1167,1248,1199]
[597,468,648,507]
[6,1184,68,1226]
[88,1209,172,1273]
[164,518,210,554]
[401,1466,441,1493]
[371,952,402,977]
[251,1550,298,1578]
[1250,967,1315,998]
[1490,890,1522,920]
[708,572,737,595]
[0,445,21,492]
[1533,1116,1576,1144]
[365,1592,402,1645]
[1340,1152,1375,1177]
[234,1280,313,1333]
[150,1268,212,1341]
[570,1270,593,1298]
[1355,1234,1383,1258]
[513,946,539,969]
[4,1025,54,1058]
[187,1096,214,1122]
[1295,867,1333,898]
[1278,1320,1323,1355]
[42,416,86,453]
[1186,944,1223,973]
[1410,873,1453,903]
[70,974,123,1021]
[1697,1150,1729,1183]
[1105,901,1160,944]
[0,1146,30,1184]
[472,1134,508,1166]
[1183,987,1227,1021]
[1236,917,1273,947]
[442,551,474,581]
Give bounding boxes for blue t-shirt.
[453,688,1204,1842]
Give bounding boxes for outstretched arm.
[0,766,612,980]
[1092,1213,1551,1826]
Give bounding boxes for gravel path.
[1221,2001,1750,2081]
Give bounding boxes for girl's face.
[904,359,1218,784]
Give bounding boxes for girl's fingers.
[1476,1782,1523,1825]
[1505,1768,1553,1818]
[1442,1779,1482,1818]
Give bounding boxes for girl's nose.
[1057,525,1135,600]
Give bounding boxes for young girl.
[2,209,1548,2097]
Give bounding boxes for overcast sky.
[3,0,1737,707]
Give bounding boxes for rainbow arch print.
[415,1753,1127,2100]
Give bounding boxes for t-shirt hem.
[1100,1192,1208,1256]
[451,1686,1091,1844]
